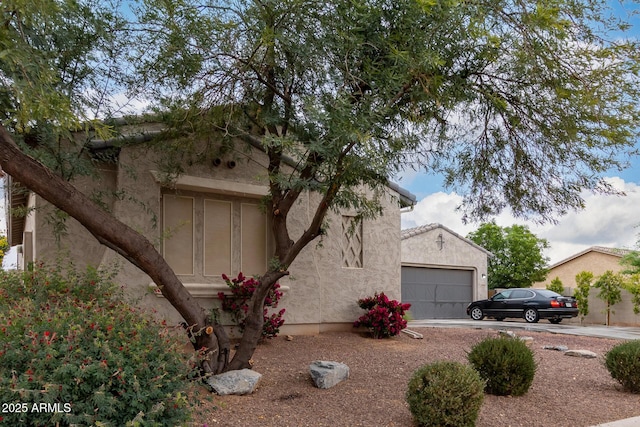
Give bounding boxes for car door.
[484,290,512,317]
[504,289,536,317]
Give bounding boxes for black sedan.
[466,288,579,324]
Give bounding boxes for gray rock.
[499,330,517,338]
[564,349,597,359]
[206,369,262,395]
[520,336,534,344]
[543,345,569,352]
[309,361,350,389]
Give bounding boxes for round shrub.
[605,340,640,393]
[0,263,192,426]
[406,361,484,427]
[467,336,537,396]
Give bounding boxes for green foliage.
[467,336,536,396]
[623,274,640,315]
[546,277,565,294]
[467,222,549,289]
[132,0,640,224]
[605,340,640,393]
[0,235,9,266]
[0,263,192,426]
[406,361,484,427]
[574,271,593,319]
[594,270,625,326]
[621,250,640,275]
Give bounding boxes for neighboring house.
[401,224,491,319]
[7,121,416,335]
[534,246,639,326]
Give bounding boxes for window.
[162,192,269,279]
[341,215,363,268]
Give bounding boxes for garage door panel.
[402,267,473,320]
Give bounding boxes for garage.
[401,224,491,320]
[401,266,474,319]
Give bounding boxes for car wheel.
[470,307,484,321]
[524,308,539,323]
[549,318,562,324]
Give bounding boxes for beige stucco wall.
[26,165,117,269]
[28,140,403,334]
[534,251,640,326]
[401,227,489,301]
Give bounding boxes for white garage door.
[401,266,473,319]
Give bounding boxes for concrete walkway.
[408,319,640,427]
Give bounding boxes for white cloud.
[401,177,640,265]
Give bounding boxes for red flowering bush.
[0,263,192,426]
[217,273,285,339]
[353,292,411,338]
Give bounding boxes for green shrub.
[546,277,565,294]
[605,340,640,393]
[406,361,484,427]
[467,336,537,396]
[0,263,192,426]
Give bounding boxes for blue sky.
[399,1,640,265]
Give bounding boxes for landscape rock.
[401,329,424,339]
[520,336,534,345]
[309,361,350,389]
[499,330,518,338]
[543,345,569,352]
[564,349,597,359]
[206,369,262,395]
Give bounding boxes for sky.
[397,1,640,265]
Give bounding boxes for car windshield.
[536,290,561,298]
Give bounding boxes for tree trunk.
[0,125,230,374]
[227,270,286,371]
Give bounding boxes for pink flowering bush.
[217,273,285,339]
[353,292,411,339]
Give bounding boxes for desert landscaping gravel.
[190,327,640,427]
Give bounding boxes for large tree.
[467,222,549,289]
[2,0,640,374]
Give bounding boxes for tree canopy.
[467,222,549,289]
[2,0,640,372]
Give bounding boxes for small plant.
[353,292,411,338]
[467,336,537,396]
[574,271,593,322]
[0,263,192,426]
[406,361,484,427]
[546,277,565,294]
[217,272,285,339]
[605,340,640,393]
[594,270,625,326]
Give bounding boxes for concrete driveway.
[408,318,640,341]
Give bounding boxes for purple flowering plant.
[353,292,411,339]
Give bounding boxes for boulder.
[564,349,597,359]
[309,361,350,389]
[206,369,262,395]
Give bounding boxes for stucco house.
[7,121,417,335]
[401,224,491,319]
[534,246,639,326]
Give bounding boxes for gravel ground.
[190,327,640,427]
